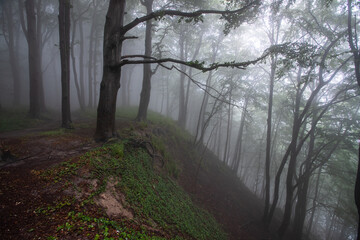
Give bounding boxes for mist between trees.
[1,0,360,239]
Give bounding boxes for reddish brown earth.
[0,119,276,240]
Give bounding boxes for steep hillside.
[0,108,272,240]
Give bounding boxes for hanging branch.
[118,50,271,72]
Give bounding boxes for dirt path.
[0,123,102,239]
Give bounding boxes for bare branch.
[118,51,269,72]
[122,0,260,34]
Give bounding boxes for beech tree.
[58,0,71,128]
[1,1,22,106]
[136,0,155,121]
[94,0,264,140]
[348,0,360,238]
[19,0,45,117]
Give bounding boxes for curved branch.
[118,51,269,72]
[122,0,260,34]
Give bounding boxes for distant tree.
[69,0,89,110]
[58,0,71,128]
[1,1,22,106]
[19,0,45,117]
[136,0,155,121]
[347,0,360,239]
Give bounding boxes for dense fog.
[1,0,360,239]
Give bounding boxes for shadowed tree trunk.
[232,94,249,174]
[177,31,187,128]
[348,1,360,239]
[19,0,45,118]
[19,0,45,117]
[306,166,322,238]
[194,40,220,143]
[2,1,21,106]
[263,54,277,223]
[70,14,85,110]
[292,111,316,240]
[93,26,100,107]
[58,0,72,128]
[78,18,86,108]
[136,0,154,121]
[94,0,125,141]
[88,8,96,109]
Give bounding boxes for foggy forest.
[1,0,360,239]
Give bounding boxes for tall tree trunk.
[232,95,249,173]
[94,0,125,141]
[194,71,212,143]
[292,105,317,239]
[217,113,223,157]
[93,26,100,107]
[177,32,187,128]
[348,1,360,239]
[23,0,43,117]
[88,14,95,108]
[70,14,85,110]
[356,140,360,240]
[78,18,85,108]
[136,0,154,121]
[3,2,22,106]
[120,66,129,106]
[194,40,219,143]
[179,30,203,129]
[277,74,302,239]
[222,89,233,164]
[267,144,291,225]
[263,55,276,222]
[305,167,322,238]
[58,0,72,128]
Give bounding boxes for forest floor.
[0,109,281,240]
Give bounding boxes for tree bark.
[232,95,249,173]
[136,0,154,121]
[263,54,276,223]
[356,140,360,240]
[348,1,360,239]
[2,2,22,106]
[58,0,72,128]
[70,13,85,110]
[177,31,187,128]
[94,0,125,141]
[22,0,44,118]
[93,24,100,107]
[222,86,234,165]
[292,127,315,239]
[78,18,85,108]
[305,167,322,238]
[88,11,95,108]
[277,69,302,238]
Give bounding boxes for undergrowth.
[34,109,225,239]
[0,108,45,132]
[41,138,226,239]
[85,142,226,240]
